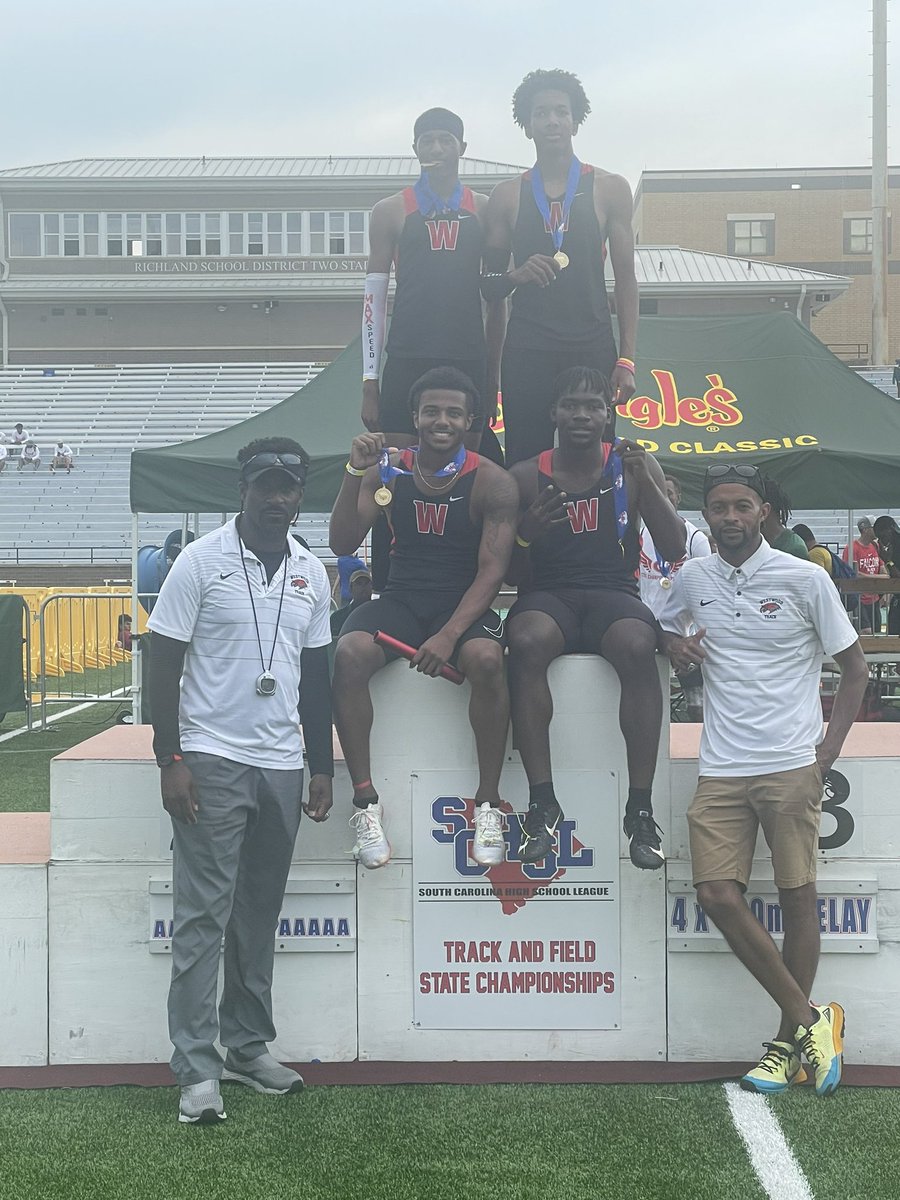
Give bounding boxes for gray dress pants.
[168,751,303,1084]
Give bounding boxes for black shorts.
[338,590,506,660]
[507,586,657,653]
[379,354,487,437]
[500,342,618,467]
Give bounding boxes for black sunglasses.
[704,464,761,481]
[240,452,308,481]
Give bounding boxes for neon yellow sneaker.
[795,1002,845,1097]
[740,1041,807,1094]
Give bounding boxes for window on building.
[204,212,220,255]
[83,213,99,255]
[286,211,302,254]
[9,213,42,256]
[309,211,326,254]
[146,214,163,256]
[728,217,774,256]
[63,213,81,256]
[106,213,123,256]
[844,216,872,254]
[9,208,369,259]
[248,212,264,255]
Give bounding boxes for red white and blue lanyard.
[530,155,581,254]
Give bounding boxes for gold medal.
[374,486,392,507]
[659,577,672,590]
[554,251,569,269]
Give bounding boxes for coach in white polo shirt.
[660,462,867,1100]
[147,437,333,1126]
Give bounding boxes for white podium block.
[357,656,670,1059]
[0,863,48,1066]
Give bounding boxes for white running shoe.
[350,803,391,869]
[178,1079,226,1124]
[473,802,505,866]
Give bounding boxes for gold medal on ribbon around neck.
[553,251,569,269]
[659,577,672,589]
[374,486,392,507]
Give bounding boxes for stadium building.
[634,165,900,365]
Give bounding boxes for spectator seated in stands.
[50,442,74,474]
[844,517,887,633]
[761,476,808,559]
[10,423,30,445]
[330,569,373,638]
[0,442,7,474]
[792,524,834,575]
[17,441,40,472]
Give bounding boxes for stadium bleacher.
[0,362,326,562]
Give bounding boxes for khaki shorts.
[687,764,823,891]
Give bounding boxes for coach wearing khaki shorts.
[660,463,867,1099]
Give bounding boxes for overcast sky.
[4,0,894,189]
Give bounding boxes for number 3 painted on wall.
[819,769,855,851]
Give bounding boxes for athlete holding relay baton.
[329,365,518,871]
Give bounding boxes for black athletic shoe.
[518,802,563,863]
[623,810,665,870]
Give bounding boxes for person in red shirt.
[843,517,886,632]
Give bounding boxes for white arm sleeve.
[362,272,389,381]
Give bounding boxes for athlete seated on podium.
[330,366,518,871]
[506,367,685,870]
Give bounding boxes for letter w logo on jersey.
[414,499,449,536]
[566,497,599,535]
[543,200,570,235]
[425,219,460,251]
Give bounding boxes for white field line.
[0,688,128,746]
[724,1082,814,1200]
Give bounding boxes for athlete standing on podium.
[481,69,639,466]
[362,108,505,586]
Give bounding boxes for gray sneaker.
[222,1050,304,1095]
[178,1079,226,1124]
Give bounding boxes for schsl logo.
[430,796,595,913]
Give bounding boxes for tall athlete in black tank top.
[482,70,640,466]
[506,367,686,873]
[361,107,505,460]
[330,367,518,873]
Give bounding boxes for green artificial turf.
[0,702,128,812]
[773,1087,900,1200]
[0,1083,765,1200]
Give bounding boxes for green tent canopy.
[130,313,900,513]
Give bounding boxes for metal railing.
[37,592,134,729]
[0,545,132,565]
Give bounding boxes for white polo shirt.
[147,518,331,769]
[639,520,711,627]
[659,539,858,778]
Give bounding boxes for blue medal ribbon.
[530,156,582,254]
[379,444,466,489]
[413,171,464,217]
[602,439,629,551]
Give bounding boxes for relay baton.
[373,630,465,685]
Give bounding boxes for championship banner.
[412,770,621,1030]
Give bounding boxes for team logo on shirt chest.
[425,219,460,251]
[414,500,449,536]
[759,597,784,619]
[290,575,309,591]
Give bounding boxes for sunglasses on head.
[240,453,307,481]
[705,464,761,481]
